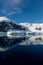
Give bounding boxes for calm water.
[0,35,43,64]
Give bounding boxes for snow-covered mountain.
[19,22,43,33]
[0,17,11,22]
[0,17,26,32]
[0,16,43,33]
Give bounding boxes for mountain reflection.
[0,35,43,51]
[0,36,26,51]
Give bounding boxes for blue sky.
[0,0,43,23]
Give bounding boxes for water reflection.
[7,35,43,45]
[0,36,26,51]
[19,35,43,45]
[0,35,43,51]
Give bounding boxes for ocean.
[0,36,43,64]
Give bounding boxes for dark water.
[0,36,43,64]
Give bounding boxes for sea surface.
[0,35,43,64]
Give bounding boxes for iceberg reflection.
[19,35,43,45]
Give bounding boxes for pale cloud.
[2,10,6,14]
[7,8,22,15]
[0,0,31,15]
[2,7,22,15]
[7,12,16,15]
[1,0,23,15]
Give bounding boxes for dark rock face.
[0,21,27,32]
[0,21,14,31]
